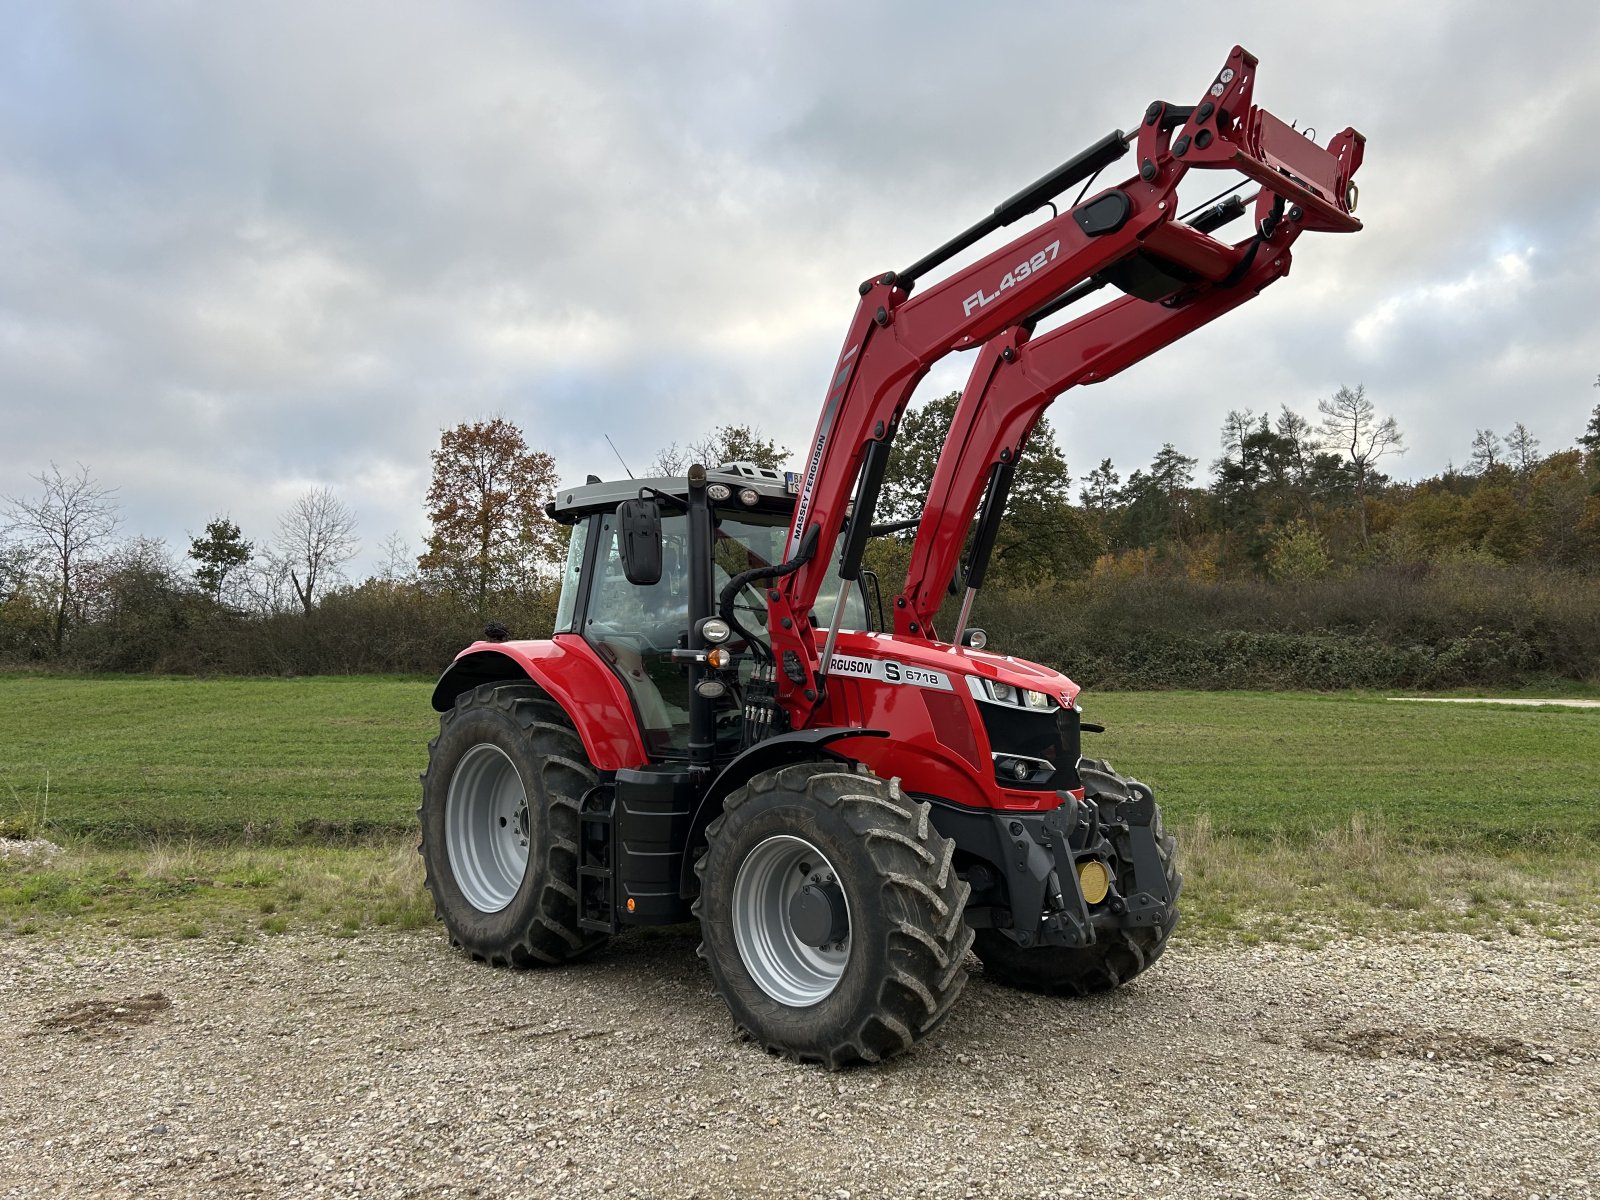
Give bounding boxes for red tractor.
[420,47,1364,1066]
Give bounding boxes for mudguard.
[430,634,650,771]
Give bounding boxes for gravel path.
[2,926,1596,1199]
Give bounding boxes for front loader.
[419,47,1365,1066]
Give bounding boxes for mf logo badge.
[828,655,953,691]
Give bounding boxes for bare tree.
[1316,384,1404,546]
[652,423,791,476]
[1506,422,1541,474]
[377,531,416,584]
[2,462,120,654]
[276,487,358,616]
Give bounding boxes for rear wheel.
[974,766,1180,995]
[419,683,606,966]
[694,762,973,1068]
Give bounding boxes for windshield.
[581,508,868,757]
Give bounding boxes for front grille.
[976,702,1083,791]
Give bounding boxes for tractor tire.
[418,682,605,967]
[973,764,1180,996]
[693,762,973,1068]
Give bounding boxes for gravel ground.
[2,925,1596,1199]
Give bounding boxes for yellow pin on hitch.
[1078,859,1111,906]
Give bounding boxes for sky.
[3,1,1598,579]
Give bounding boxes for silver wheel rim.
[731,834,851,1007]
[446,744,530,913]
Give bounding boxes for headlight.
[738,487,760,507]
[707,483,731,501]
[699,617,732,644]
[972,677,1060,709]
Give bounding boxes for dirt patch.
[0,838,64,864]
[3,933,1597,1199]
[1304,1024,1564,1069]
[31,991,172,1040]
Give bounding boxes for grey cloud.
[2,1,1597,578]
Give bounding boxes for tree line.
[0,420,783,672]
[3,388,1598,684]
[867,385,1600,588]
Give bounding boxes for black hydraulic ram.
[949,455,1016,647]
[898,130,1130,292]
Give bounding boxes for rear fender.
[676,728,888,899]
[430,634,649,771]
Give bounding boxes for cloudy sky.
[3,1,1598,577]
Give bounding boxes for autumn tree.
[188,516,253,604]
[276,487,359,616]
[2,462,120,654]
[1317,384,1404,546]
[1265,519,1331,582]
[419,417,561,616]
[653,423,790,476]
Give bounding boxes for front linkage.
[929,761,1178,951]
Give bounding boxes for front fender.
[431,634,649,771]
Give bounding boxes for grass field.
[2,674,1598,942]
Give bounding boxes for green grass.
[0,674,434,842]
[2,674,1597,942]
[1081,690,1600,850]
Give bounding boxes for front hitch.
[933,761,1178,950]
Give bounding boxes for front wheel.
[694,763,973,1068]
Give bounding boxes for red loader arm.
[768,46,1364,723]
[894,204,1307,638]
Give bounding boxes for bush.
[970,562,1599,689]
[3,552,1595,689]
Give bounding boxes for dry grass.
[0,837,433,941]
[6,821,1596,950]
[1176,813,1600,945]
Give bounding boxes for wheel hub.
[788,878,849,948]
[445,743,531,914]
[730,835,851,1007]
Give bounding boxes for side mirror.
[616,498,662,585]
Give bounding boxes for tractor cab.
[550,462,870,760]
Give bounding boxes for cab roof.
[548,461,797,523]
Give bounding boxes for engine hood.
[819,629,1080,707]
